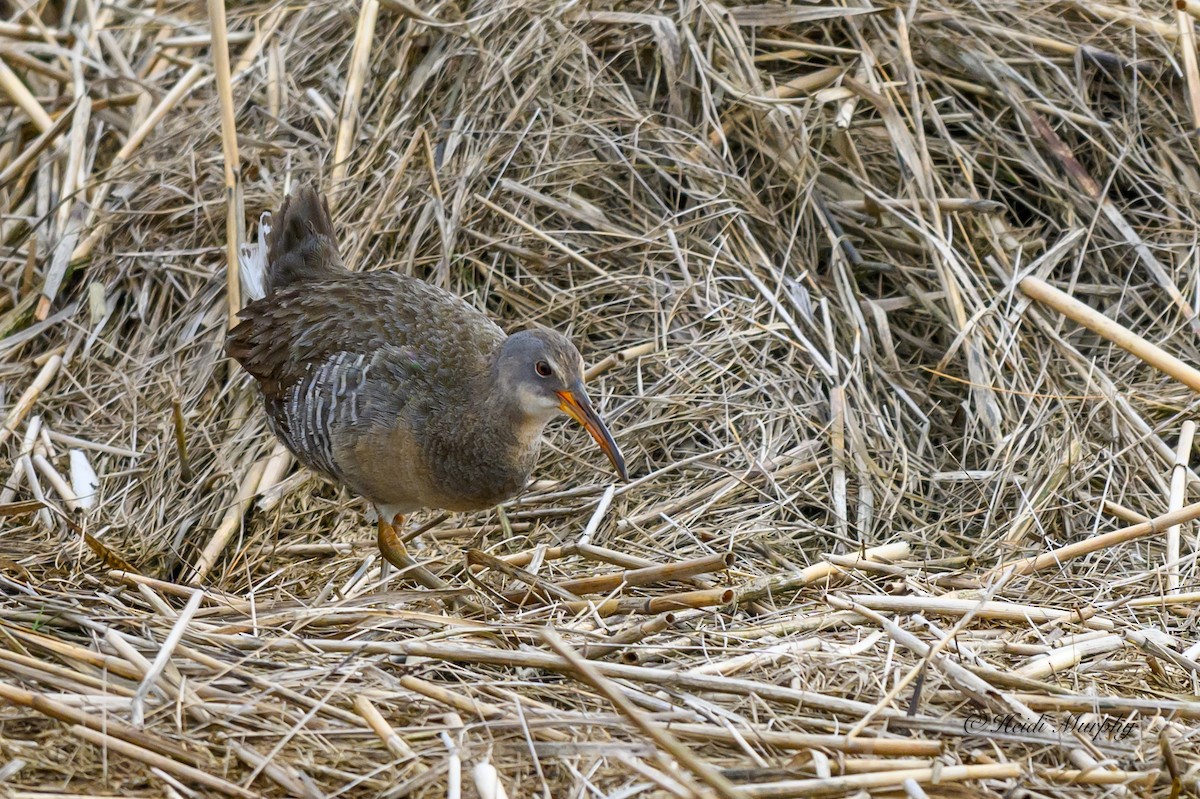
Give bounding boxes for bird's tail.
[242,185,347,300]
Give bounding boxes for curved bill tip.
[557,389,628,481]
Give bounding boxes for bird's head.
[494,327,627,480]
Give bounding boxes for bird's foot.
[376,514,454,592]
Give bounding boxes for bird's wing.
[263,344,427,479]
[226,272,505,398]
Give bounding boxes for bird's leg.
[376,513,454,592]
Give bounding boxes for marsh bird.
[227,186,627,583]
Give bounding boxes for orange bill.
[557,386,628,480]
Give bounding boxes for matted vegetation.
[1,0,1199,796]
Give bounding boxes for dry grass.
[2,0,1200,796]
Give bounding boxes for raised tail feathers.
[244,185,347,299]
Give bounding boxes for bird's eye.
[535,361,553,378]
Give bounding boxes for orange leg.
[376,513,453,592]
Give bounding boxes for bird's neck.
[423,379,548,507]
[477,375,554,453]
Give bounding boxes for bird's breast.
[340,413,542,513]
[424,430,541,511]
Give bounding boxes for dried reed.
[1,0,1198,796]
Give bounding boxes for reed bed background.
[1,0,1199,796]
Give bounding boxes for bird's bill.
[557,388,628,480]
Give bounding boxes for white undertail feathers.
[237,212,273,302]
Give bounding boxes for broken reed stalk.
[1074,0,1177,38]
[399,675,571,742]
[0,354,61,447]
[1179,5,1200,131]
[1020,276,1200,391]
[17,450,50,529]
[243,638,878,717]
[0,107,73,186]
[170,398,192,481]
[1040,768,1160,786]
[738,763,1022,799]
[541,629,744,799]
[38,202,84,322]
[1014,691,1200,718]
[0,57,54,132]
[490,541,653,572]
[991,499,1200,577]
[766,759,932,777]
[496,551,734,604]
[1015,634,1124,679]
[581,612,676,660]
[666,724,940,757]
[471,762,513,799]
[562,587,735,616]
[130,590,205,727]
[31,454,80,512]
[466,547,583,604]
[576,482,614,545]
[0,642,134,698]
[190,455,268,583]
[736,541,908,603]
[1166,421,1195,592]
[554,551,733,594]
[106,570,246,607]
[252,443,293,506]
[2,623,143,681]
[1102,499,1150,525]
[846,594,1115,630]
[585,341,657,381]
[35,85,91,321]
[47,431,138,458]
[67,724,255,798]
[353,695,426,768]
[685,637,820,677]
[206,0,243,325]
[0,682,197,764]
